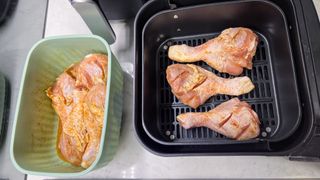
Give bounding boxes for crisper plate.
[156,33,278,144]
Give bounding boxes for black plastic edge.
[287,0,320,160]
[133,0,170,151]
[0,0,12,24]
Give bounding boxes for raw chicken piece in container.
[46,53,108,168]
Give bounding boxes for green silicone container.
[10,35,123,177]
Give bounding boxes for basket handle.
[70,0,116,44]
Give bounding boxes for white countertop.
[315,0,320,17]
[28,0,320,179]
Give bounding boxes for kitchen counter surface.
[0,0,47,179]
[0,0,320,179]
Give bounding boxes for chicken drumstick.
[166,64,254,109]
[177,98,260,140]
[168,27,258,76]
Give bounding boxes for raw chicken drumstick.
[166,64,254,109]
[168,27,259,76]
[177,98,260,140]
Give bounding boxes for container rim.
[10,34,113,177]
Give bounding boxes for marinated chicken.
[177,98,260,140]
[168,27,258,75]
[166,64,254,108]
[46,53,107,168]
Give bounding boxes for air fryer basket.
[141,0,301,145]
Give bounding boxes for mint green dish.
[10,35,123,177]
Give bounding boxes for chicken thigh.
[46,53,108,168]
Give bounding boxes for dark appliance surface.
[97,0,146,20]
[134,0,320,158]
[0,0,11,23]
[142,0,300,146]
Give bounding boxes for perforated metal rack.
[156,33,279,144]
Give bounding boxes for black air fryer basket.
[134,0,320,159]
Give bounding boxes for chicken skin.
[168,27,258,75]
[177,98,260,140]
[46,53,108,168]
[166,64,254,108]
